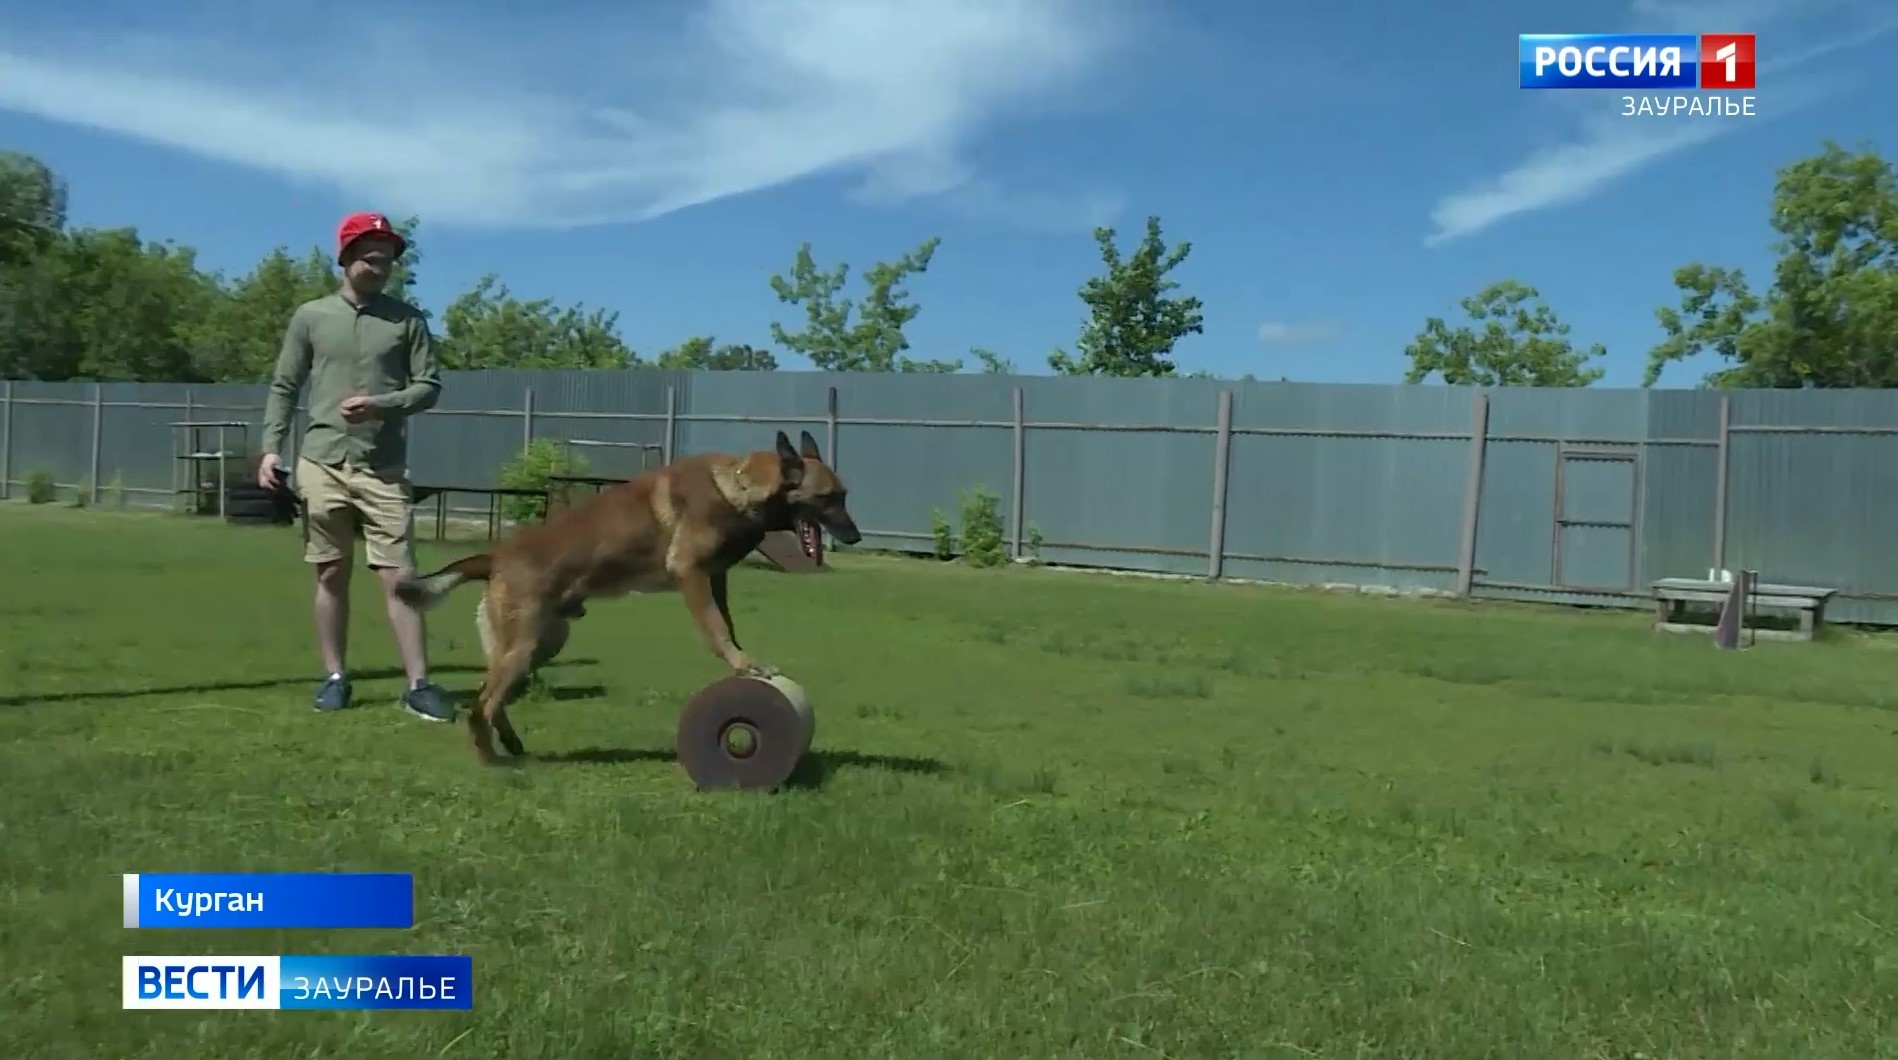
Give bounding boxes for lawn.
[3,502,1897,1059]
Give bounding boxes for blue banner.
[1518,33,1700,90]
[122,954,473,1010]
[123,872,413,929]
[279,955,473,1010]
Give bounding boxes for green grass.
[4,503,1898,1058]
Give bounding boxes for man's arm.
[367,315,443,417]
[261,310,313,457]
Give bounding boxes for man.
[257,211,452,722]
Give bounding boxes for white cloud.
[0,0,1128,231]
[1424,1,1894,245]
[1256,321,1338,344]
[1424,109,1739,248]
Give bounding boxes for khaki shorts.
[295,455,416,570]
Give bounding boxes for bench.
[1650,577,1838,642]
[410,485,551,541]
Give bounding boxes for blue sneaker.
[400,682,456,724]
[313,674,352,713]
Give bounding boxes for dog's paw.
[737,661,780,680]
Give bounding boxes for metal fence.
[5,370,1898,623]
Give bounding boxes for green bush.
[930,509,956,560]
[497,439,586,524]
[1024,523,1045,564]
[24,468,55,504]
[958,485,1007,568]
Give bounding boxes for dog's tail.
[395,553,493,612]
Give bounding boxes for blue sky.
[0,0,1891,388]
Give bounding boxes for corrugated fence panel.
[1224,382,1473,590]
[14,370,1898,626]
[409,369,532,487]
[1640,389,1721,586]
[1015,376,1220,576]
[99,382,198,501]
[517,368,674,481]
[675,371,832,461]
[9,381,95,491]
[829,373,1014,554]
[1474,387,1650,607]
[1725,390,1898,624]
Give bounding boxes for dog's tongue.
[798,517,823,561]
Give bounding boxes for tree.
[187,247,337,382]
[970,347,1015,373]
[1402,279,1605,387]
[654,335,779,371]
[768,237,960,372]
[0,226,218,380]
[382,214,425,310]
[1049,216,1204,376]
[0,150,67,268]
[436,274,637,370]
[1644,141,1898,388]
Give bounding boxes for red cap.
[336,211,406,264]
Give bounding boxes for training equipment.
[1712,569,1757,650]
[675,673,816,790]
[753,529,827,573]
[221,476,298,526]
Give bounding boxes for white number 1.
[1715,42,1737,82]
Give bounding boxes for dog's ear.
[774,430,804,486]
[798,430,823,462]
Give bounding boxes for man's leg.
[376,564,432,683]
[296,457,356,712]
[354,465,454,723]
[315,560,351,676]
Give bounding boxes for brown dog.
[395,430,861,765]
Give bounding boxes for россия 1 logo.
[1517,33,1756,118]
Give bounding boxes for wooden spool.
[675,674,816,790]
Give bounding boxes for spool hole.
[721,721,759,759]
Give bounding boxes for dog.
[394,430,861,766]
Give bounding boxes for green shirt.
[261,291,441,473]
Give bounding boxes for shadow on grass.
[531,745,947,790]
[441,682,609,710]
[0,659,598,708]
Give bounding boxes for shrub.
[958,485,1007,568]
[1024,523,1045,564]
[930,509,956,560]
[24,468,55,504]
[497,439,586,524]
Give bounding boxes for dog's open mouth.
[795,515,823,561]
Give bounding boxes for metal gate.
[1552,445,1641,590]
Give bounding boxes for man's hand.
[256,452,283,491]
[339,395,379,423]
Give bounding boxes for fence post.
[1010,387,1025,559]
[825,386,839,467]
[1711,393,1730,573]
[0,379,12,500]
[176,388,192,509]
[1206,389,1233,579]
[89,382,104,505]
[662,385,676,464]
[1455,390,1491,596]
[522,388,535,448]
